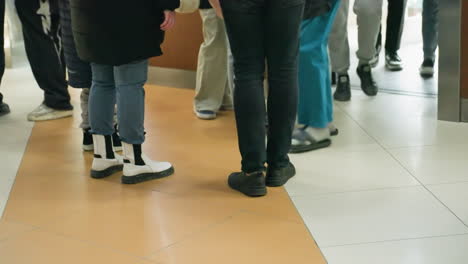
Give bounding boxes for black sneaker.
[83,129,94,151]
[228,171,267,197]
[385,52,403,71]
[333,74,351,102]
[420,58,435,78]
[266,162,296,187]
[357,65,378,96]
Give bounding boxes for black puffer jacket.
[70,0,180,66]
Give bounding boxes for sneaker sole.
[28,110,73,121]
[420,68,434,78]
[228,183,267,197]
[385,62,403,71]
[266,166,297,187]
[122,166,175,184]
[91,164,124,179]
[82,144,94,151]
[333,94,351,102]
[289,139,332,154]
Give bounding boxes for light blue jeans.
[423,0,439,60]
[89,60,148,144]
[298,0,340,128]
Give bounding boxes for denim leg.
[423,0,439,60]
[114,60,148,145]
[265,0,304,168]
[89,64,116,136]
[222,0,267,173]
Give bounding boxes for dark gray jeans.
[423,0,439,60]
[89,60,148,144]
[221,0,305,173]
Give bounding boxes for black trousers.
[221,0,304,173]
[376,0,408,54]
[13,0,72,110]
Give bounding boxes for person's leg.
[16,0,73,115]
[384,0,407,71]
[221,0,269,197]
[354,0,383,96]
[329,0,350,75]
[293,2,339,154]
[0,0,10,116]
[114,60,173,184]
[329,0,352,101]
[222,0,267,174]
[87,63,124,179]
[89,64,116,137]
[265,0,303,175]
[420,0,439,77]
[194,9,229,119]
[422,0,439,61]
[385,0,407,54]
[354,0,384,64]
[298,1,339,128]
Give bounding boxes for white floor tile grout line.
[336,98,468,229]
[320,232,468,249]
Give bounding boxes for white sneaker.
[194,107,217,120]
[91,134,123,179]
[122,142,174,184]
[27,103,73,121]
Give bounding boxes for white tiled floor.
[287,89,468,263]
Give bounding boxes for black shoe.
[357,65,378,96]
[0,93,10,117]
[0,102,10,117]
[333,74,351,102]
[385,52,403,71]
[420,58,435,78]
[266,162,296,187]
[331,72,337,86]
[228,171,267,197]
[112,125,122,151]
[83,129,94,151]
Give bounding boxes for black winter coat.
[70,0,180,66]
[304,0,331,20]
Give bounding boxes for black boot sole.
[122,166,175,184]
[91,165,124,179]
[228,182,267,197]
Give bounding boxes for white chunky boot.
[122,142,174,184]
[91,134,123,179]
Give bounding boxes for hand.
[160,10,176,31]
[208,0,223,18]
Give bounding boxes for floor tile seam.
[0,121,36,219]
[382,147,468,229]
[240,209,304,225]
[143,210,246,260]
[0,227,40,246]
[15,226,160,263]
[288,184,424,200]
[345,85,437,98]
[319,231,468,249]
[385,142,468,150]
[281,191,329,263]
[424,180,468,187]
